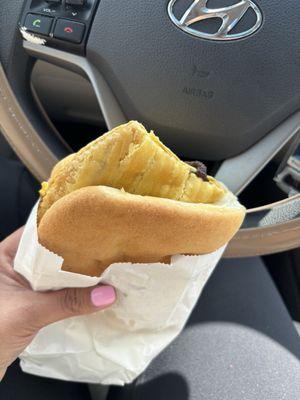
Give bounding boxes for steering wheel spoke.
[23,41,127,131]
[216,114,300,195]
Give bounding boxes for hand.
[0,228,116,380]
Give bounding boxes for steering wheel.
[0,0,299,257]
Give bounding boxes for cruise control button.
[53,19,85,43]
[24,14,53,36]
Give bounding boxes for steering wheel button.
[53,19,85,43]
[24,14,53,36]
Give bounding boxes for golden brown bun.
[37,121,245,276]
[38,185,245,277]
[38,121,225,223]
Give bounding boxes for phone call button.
[54,19,85,43]
[24,14,53,36]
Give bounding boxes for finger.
[0,227,24,262]
[32,285,116,328]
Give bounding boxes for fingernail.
[91,286,116,308]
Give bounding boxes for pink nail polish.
[91,286,116,308]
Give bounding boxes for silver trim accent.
[216,113,300,194]
[168,0,263,41]
[23,41,127,131]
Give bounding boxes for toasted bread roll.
[37,121,245,276]
[38,186,245,276]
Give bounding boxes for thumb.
[32,285,116,328]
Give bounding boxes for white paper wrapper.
[14,203,225,385]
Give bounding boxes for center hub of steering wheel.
[167,0,263,41]
[86,0,300,160]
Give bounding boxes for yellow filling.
[39,181,49,197]
[38,121,226,221]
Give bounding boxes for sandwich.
[37,121,245,276]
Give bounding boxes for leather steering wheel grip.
[0,64,61,180]
[225,195,300,257]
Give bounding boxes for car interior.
[0,0,300,399]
